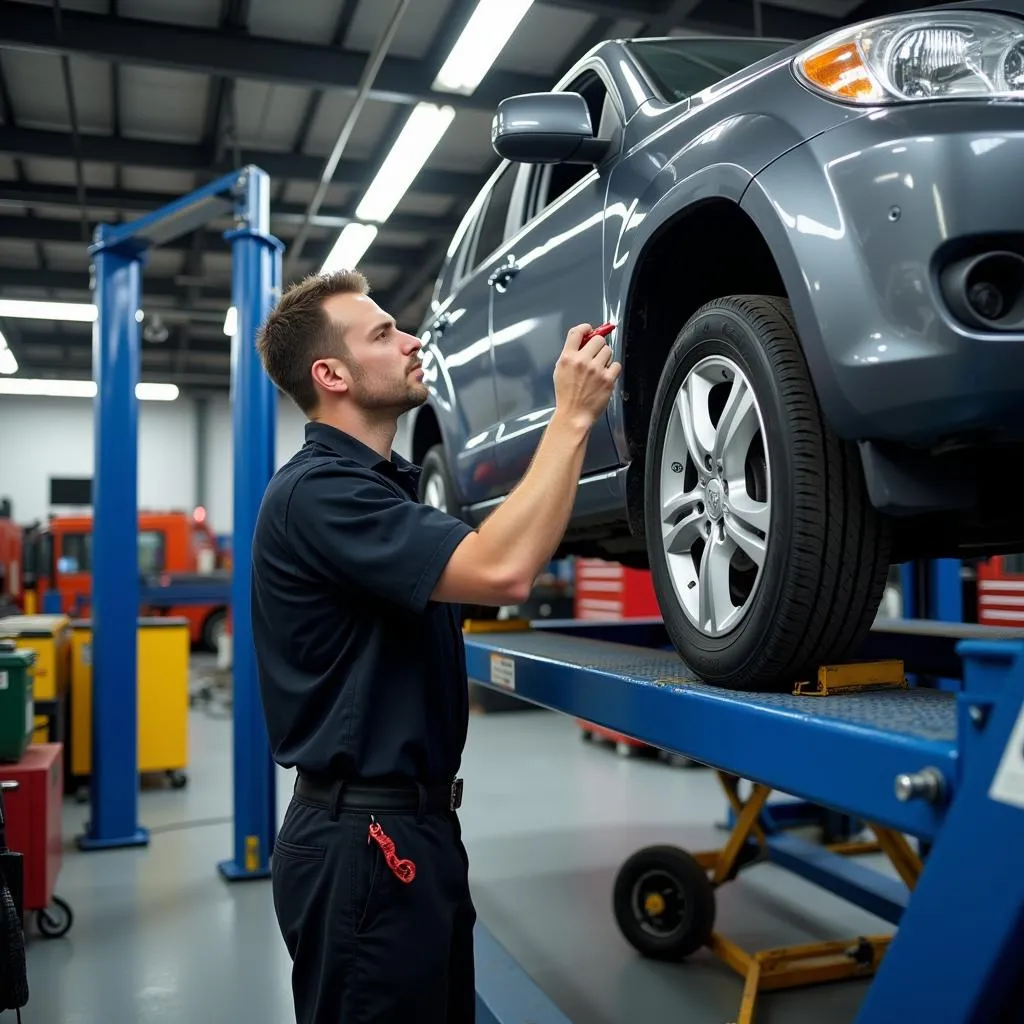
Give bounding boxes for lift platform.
[465,616,1024,1024]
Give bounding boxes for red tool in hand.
[581,322,615,347]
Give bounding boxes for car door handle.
[487,257,520,291]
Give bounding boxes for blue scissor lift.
[466,616,1024,1024]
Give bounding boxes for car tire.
[643,295,891,692]
[202,608,227,653]
[419,443,500,626]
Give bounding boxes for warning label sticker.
[490,654,515,691]
[989,699,1024,812]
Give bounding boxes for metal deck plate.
[472,631,957,743]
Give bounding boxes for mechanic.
[249,268,621,1024]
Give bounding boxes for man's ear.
[310,358,349,397]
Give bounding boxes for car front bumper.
[743,101,1024,446]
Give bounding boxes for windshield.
[626,37,792,103]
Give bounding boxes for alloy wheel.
[657,354,771,637]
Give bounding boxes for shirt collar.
[304,420,421,483]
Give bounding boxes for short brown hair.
[256,269,370,413]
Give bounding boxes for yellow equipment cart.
[69,616,190,800]
[0,613,71,747]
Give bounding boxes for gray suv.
[399,1,1024,692]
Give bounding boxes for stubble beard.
[351,370,428,416]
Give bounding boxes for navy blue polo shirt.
[250,420,475,785]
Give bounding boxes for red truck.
[23,509,228,650]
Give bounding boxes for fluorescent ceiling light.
[320,222,379,274]
[0,332,17,375]
[136,383,180,401]
[355,103,456,223]
[0,299,97,322]
[0,378,179,401]
[223,306,237,337]
[433,0,534,95]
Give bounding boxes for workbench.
[466,616,1024,1024]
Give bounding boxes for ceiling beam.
[16,328,229,356]
[0,214,426,268]
[540,0,668,17]
[0,3,552,116]
[543,0,840,38]
[685,0,838,38]
[0,126,482,195]
[0,182,462,236]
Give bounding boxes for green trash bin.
[0,639,35,763]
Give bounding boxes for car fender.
[601,112,828,462]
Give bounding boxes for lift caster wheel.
[613,845,715,960]
[36,895,73,939]
[167,770,188,789]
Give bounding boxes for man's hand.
[553,323,622,431]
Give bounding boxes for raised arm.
[430,323,621,607]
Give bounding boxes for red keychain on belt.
[368,816,416,884]
[581,322,615,347]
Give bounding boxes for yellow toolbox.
[69,616,190,794]
[0,613,71,744]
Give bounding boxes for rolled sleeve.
[285,461,474,613]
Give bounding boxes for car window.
[626,37,791,102]
[530,69,620,215]
[432,193,484,304]
[469,164,517,270]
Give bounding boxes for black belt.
[294,773,464,814]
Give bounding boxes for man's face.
[320,291,427,414]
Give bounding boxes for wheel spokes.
[697,531,735,634]
[714,374,759,475]
[658,355,772,639]
[675,375,714,473]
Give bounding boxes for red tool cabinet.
[573,559,661,753]
[0,743,64,914]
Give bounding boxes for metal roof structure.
[0,0,928,393]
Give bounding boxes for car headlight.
[794,10,1024,104]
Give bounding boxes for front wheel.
[644,295,891,692]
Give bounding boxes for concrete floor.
[21,660,897,1024]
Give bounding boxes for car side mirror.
[491,92,611,165]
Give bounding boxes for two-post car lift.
[465,616,1024,1024]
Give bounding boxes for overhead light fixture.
[0,299,97,322]
[0,378,179,401]
[433,0,534,95]
[355,103,456,223]
[320,222,379,274]
[223,306,237,337]
[0,332,17,375]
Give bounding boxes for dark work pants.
[271,791,476,1024]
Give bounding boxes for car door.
[422,163,519,506]
[488,67,622,487]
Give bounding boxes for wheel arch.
[410,403,443,466]
[617,197,789,536]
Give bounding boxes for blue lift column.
[78,227,148,851]
[80,167,281,861]
[218,167,283,882]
